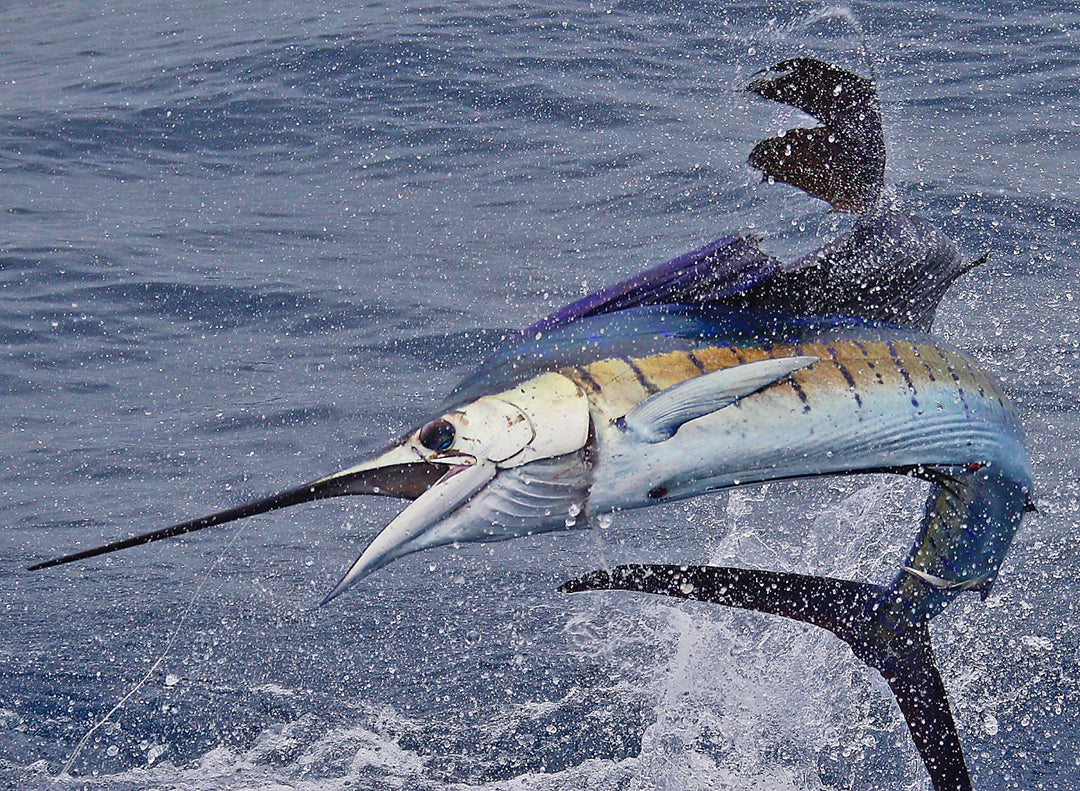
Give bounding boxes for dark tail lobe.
[560,564,972,791]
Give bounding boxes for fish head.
[317,371,592,602]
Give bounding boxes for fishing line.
[53,522,249,781]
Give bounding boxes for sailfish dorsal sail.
[525,58,974,339]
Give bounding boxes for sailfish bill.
[561,564,973,791]
[26,461,444,572]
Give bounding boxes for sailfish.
[31,58,1030,787]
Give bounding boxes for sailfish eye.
[418,418,456,451]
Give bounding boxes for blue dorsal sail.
[524,234,782,336]
[521,57,973,338]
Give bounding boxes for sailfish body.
[31,55,1031,791]
[29,59,1031,614]
[445,299,1031,620]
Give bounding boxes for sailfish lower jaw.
[324,447,596,602]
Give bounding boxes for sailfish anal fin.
[560,564,973,791]
[903,566,994,593]
[619,355,819,442]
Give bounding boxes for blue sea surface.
[1,1,1078,789]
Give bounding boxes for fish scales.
[572,357,653,415]
[568,339,1008,422]
[573,326,1029,554]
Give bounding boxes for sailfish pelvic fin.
[560,564,973,791]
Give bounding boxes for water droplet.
[983,711,999,735]
[164,674,180,688]
[464,629,481,645]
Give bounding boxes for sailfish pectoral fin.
[619,355,818,443]
[560,564,973,791]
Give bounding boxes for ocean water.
[1,1,1078,789]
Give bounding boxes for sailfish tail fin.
[560,564,972,791]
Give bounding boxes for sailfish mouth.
[29,372,593,603]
